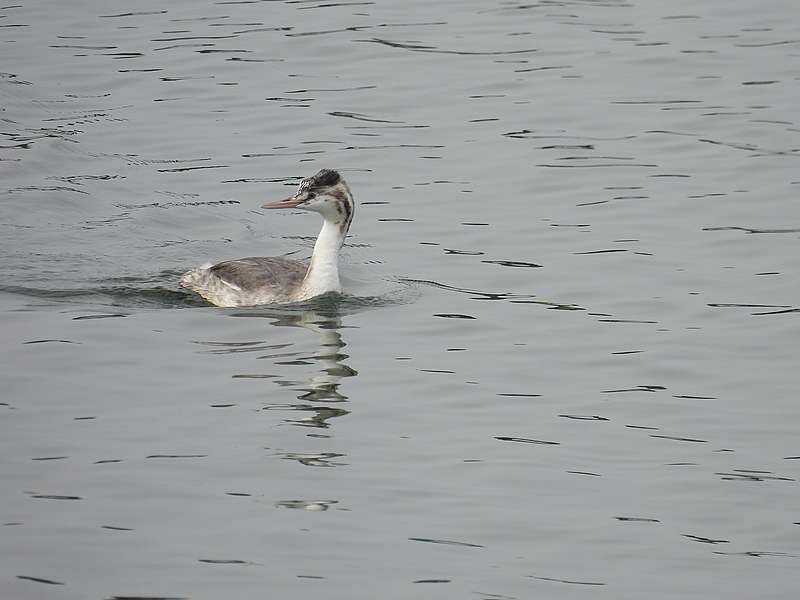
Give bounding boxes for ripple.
[703,226,800,234]
[29,494,82,500]
[0,282,208,308]
[408,537,483,548]
[713,551,798,558]
[328,110,403,123]
[276,499,338,510]
[481,259,542,268]
[528,575,605,586]
[684,534,729,544]
[278,451,346,467]
[444,248,484,255]
[146,454,208,459]
[100,10,168,18]
[716,471,794,482]
[16,575,64,585]
[364,37,537,55]
[650,434,707,443]
[198,559,250,565]
[107,596,187,600]
[156,164,229,173]
[495,436,559,445]
[401,278,537,301]
[559,415,608,421]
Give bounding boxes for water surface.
[2,1,799,599]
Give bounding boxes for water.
[2,0,799,598]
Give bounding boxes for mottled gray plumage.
[182,257,307,306]
[210,256,307,291]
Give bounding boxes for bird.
[180,168,354,307]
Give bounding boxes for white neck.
[299,217,346,299]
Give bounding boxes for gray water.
[2,0,799,598]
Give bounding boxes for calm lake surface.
[2,0,799,598]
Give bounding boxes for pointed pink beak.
[262,196,303,209]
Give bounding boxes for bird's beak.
[262,196,303,209]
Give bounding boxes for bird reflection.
[235,304,357,429]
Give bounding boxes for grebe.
[180,168,354,307]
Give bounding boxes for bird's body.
[180,169,354,307]
[180,256,307,306]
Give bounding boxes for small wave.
[0,282,207,308]
[0,272,417,311]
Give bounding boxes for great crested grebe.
[180,168,354,307]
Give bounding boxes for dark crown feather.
[312,169,341,188]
